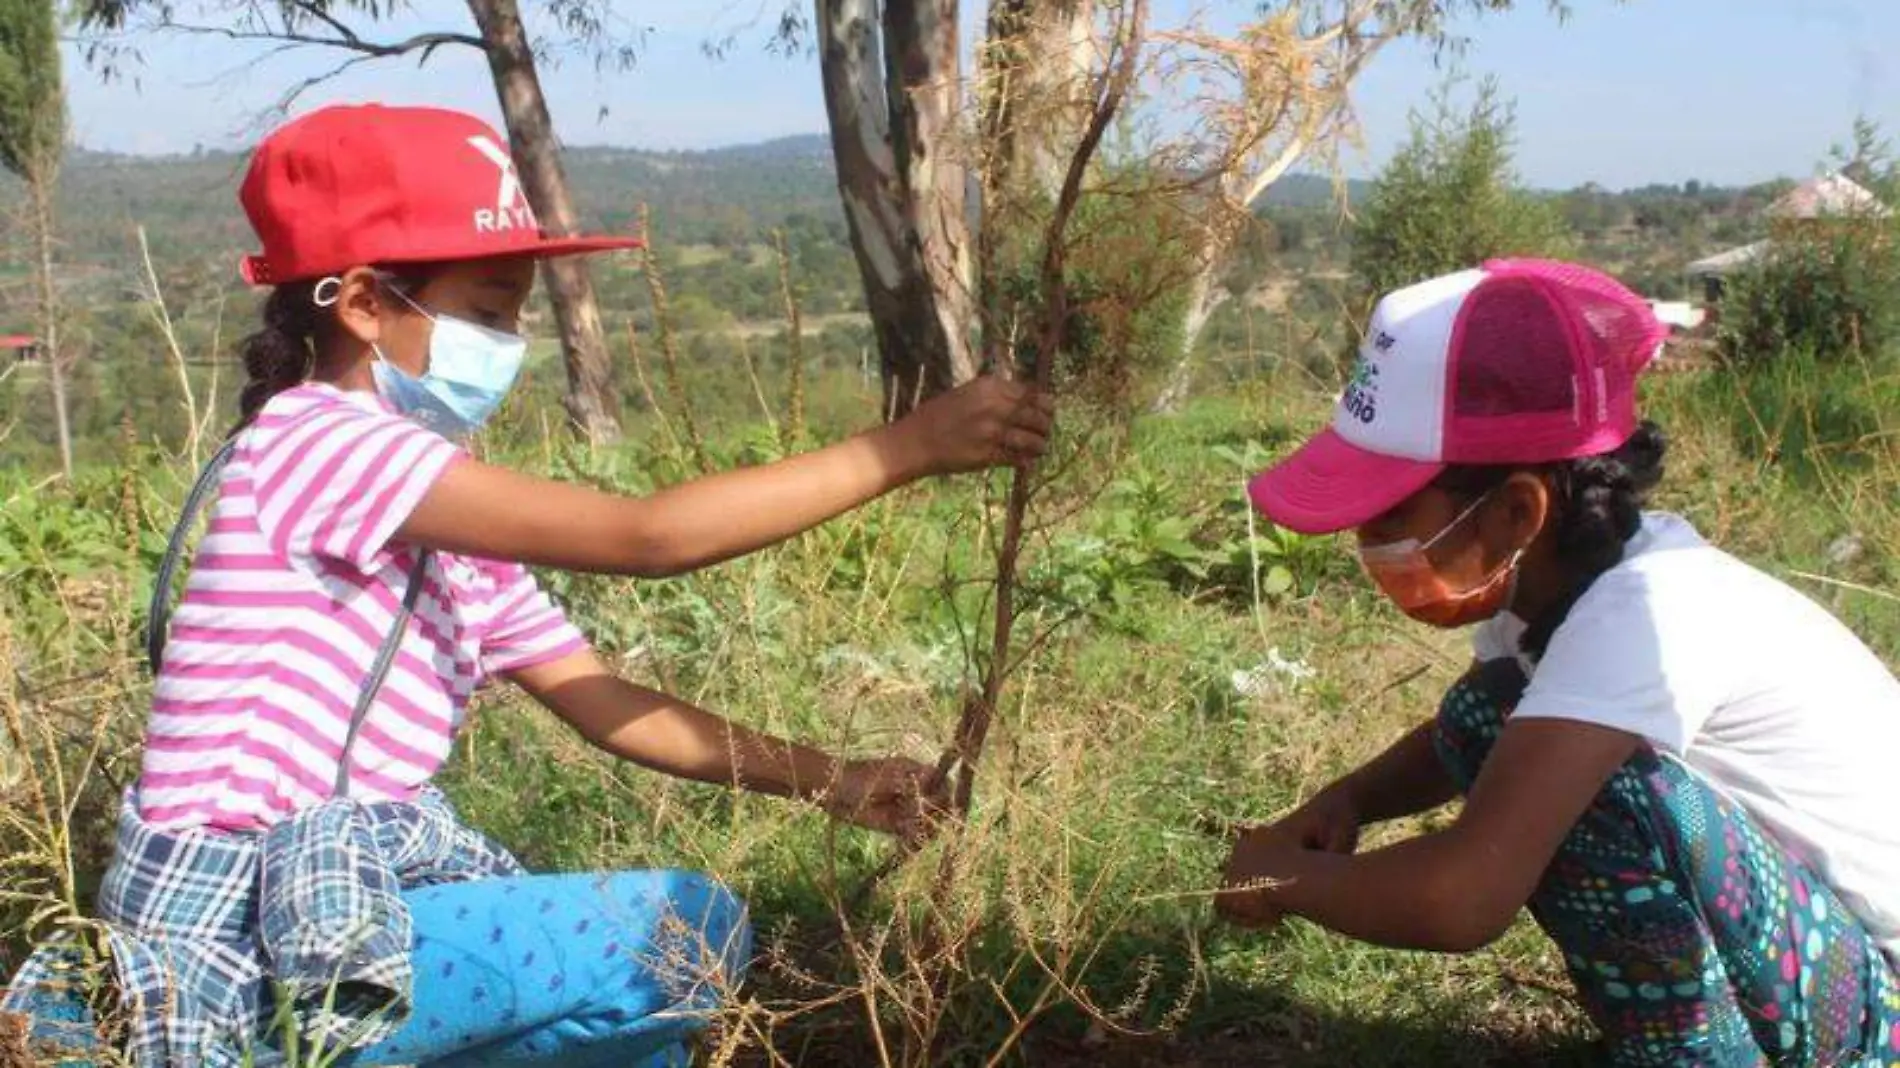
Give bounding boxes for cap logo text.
[468,135,538,234]
[1342,360,1380,425]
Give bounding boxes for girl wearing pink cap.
[1219,260,1900,1065]
[4,105,1052,1067]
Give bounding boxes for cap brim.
[517,234,645,259]
[239,234,644,286]
[1246,428,1444,535]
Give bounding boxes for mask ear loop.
[1417,488,1498,555]
[1499,546,1529,613]
[368,271,437,322]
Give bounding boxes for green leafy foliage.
[1348,79,1573,315]
[1716,221,1900,370]
[0,0,62,182]
[1025,448,1342,632]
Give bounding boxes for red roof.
[0,335,37,349]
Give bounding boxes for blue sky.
[65,0,1900,191]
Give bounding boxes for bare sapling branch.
[933,0,1148,821]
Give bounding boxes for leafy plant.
[1026,468,1216,627]
[1349,78,1574,339]
[1716,222,1900,370]
[1208,441,1345,602]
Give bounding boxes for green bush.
[1716,222,1900,369]
[1348,80,1574,319]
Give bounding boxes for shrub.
[1348,79,1574,320]
[1715,221,1900,369]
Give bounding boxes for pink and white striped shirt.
[138,383,588,832]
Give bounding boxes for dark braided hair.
[232,268,436,435]
[1436,421,1668,660]
[234,281,324,433]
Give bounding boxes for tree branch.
[287,0,368,47]
[275,50,387,110]
[937,0,1149,816]
[159,19,480,58]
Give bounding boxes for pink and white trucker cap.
[1249,259,1668,535]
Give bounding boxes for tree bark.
[1151,264,1226,413]
[465,0,621,443]
[30,170,70,479]
[983,0,1095,201]
[816,0,975,420]
[1152,130,1318,413]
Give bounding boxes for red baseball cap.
[1248,259,1667,535]
[237,103,641,285]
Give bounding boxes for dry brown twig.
[835,9,1161,928]
[637,204,711,474]
[772,229,808,451]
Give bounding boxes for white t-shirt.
[1473,512,1900,964]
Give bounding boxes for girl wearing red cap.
[3,105,1052,1067]
[1219,261,1900,1065]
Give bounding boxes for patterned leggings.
[1435,660,1900,1067]
[343,870,751,1067]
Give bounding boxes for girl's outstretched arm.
[508,650,939,838]
[1217,718,1637,951]
[400,376,1053,577]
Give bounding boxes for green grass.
[4,355,1898,1066]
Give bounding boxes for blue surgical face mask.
[359,284,527,439]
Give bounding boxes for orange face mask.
[1358,493,1522,629]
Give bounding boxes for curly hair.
[1436,421,1668,659]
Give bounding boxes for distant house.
[1685,174,1890,306]
[1764,173,1891,225]
[1,334,42,363]
[1683,242,1773,304]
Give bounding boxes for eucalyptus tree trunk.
[467,0,622,442]
[816,0,977,418]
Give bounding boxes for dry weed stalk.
[737,333,781,440]
[133,224,210,470]
[623,319,687,463]
[772,229,808,451]
[637,205,711,474]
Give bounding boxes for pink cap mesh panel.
[1534,260,1666,407]
[1450,277,1578,418]
[1442,259,1666,464]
